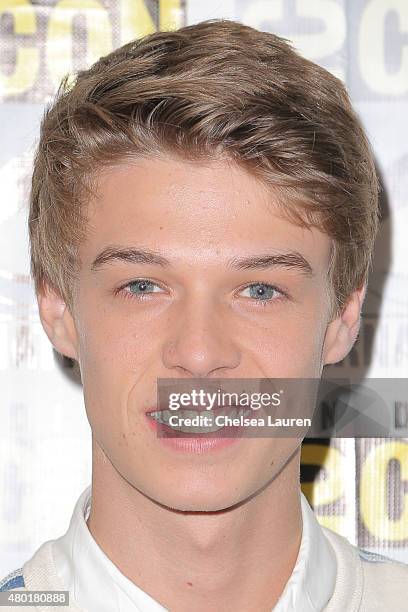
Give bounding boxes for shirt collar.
[273,492,337,611]
[52,484,336,611]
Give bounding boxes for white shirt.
[51,485,337,611]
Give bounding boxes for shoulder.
[0,567,25,591]
[322,526,408,611]
[358,547,408,610]
[357,544,408,578]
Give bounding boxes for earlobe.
[37,281,79,361]
[323,283,366,366]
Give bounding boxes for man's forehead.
[82,157,332,270]
[86,155,275,211]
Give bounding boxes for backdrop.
[1,0,407,575]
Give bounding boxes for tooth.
[149,410,233,433]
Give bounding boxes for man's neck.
[87,445,303,612]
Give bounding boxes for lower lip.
[145,413,244,453]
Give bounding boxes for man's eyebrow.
[90,246,314,276]
[227,252,314,276]
[90,246,170,271]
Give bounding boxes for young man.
[1,18,407,612]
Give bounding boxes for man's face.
[67,155,336,511]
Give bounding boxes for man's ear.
[37,281,79,361]
[323,283,367,365]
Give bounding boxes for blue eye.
[239,283,284,302]
[118,279,165,300]
[128,280,160,294]
[116,279,286,305]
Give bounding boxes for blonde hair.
[28,18,380,318]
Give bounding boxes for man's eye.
[116,280,286,304]
[239,283,285,302]
[118,279,164,300]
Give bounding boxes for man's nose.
[162,297,241,377]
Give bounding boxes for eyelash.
[115,279,288,306]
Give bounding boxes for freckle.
[159,226,163,230]
[187,582,193,587]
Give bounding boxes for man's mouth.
[145,406,253,434]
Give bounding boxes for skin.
[38,155,365,611]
